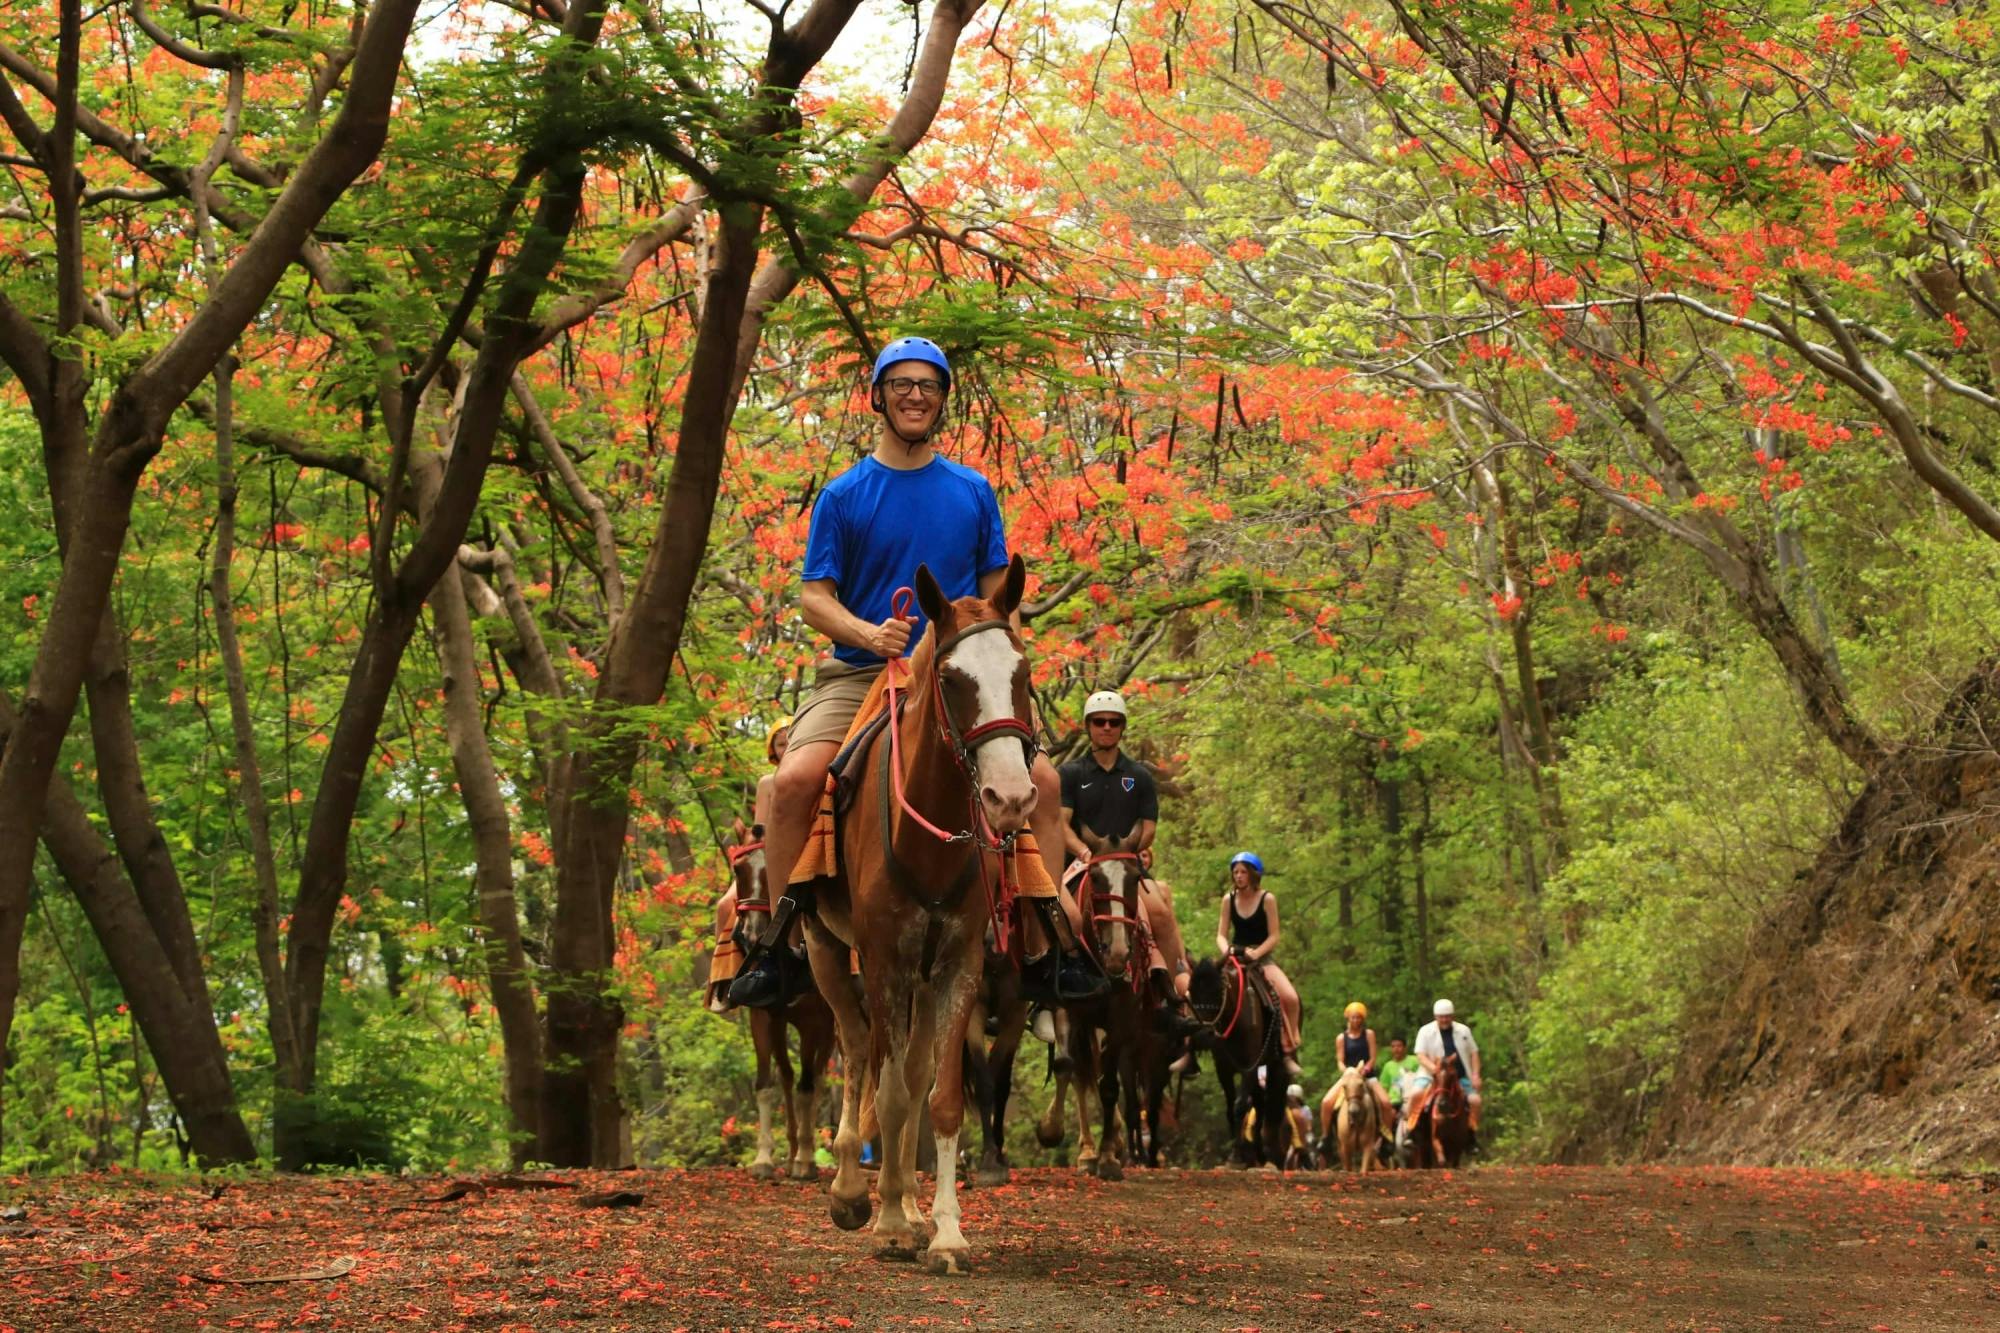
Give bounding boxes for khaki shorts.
[787,658,885,749]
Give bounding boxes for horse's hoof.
[1094,1157,1124,1183]
[1258,1162,1279,1174]
[748,1162,777,1182]
[975,1165,1010,1188]
[787,1163,818,1182]
[874,1243,919,1264]
[926,1246,971,1277]
[830,1194,872,1231]
[1034,1123,1065,1149]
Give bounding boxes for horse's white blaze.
[1097,856,1136,967]
[947,628,1034,812]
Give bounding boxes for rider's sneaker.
[726,950,793,1010]
[1164,1005,1203,1037]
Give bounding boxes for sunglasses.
[881,376,946,400]
[1088,716,1125,728]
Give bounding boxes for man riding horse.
[1059,690,1199,1035]
[728,336,1107,1010]
[1404,998,1482,1154]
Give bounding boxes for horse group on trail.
[697,334,1484,1273]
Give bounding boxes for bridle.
[1190,952,1248,1040]
[1082,851,1153,995]
[727,840,769,949]
[878,585,1039,956]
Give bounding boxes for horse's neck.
[888,673,973,863]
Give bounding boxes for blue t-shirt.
[802,454,1009,667]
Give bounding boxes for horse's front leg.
[1036,1061,1069,1149]
[870,959,922,1259]
[925,944,982,1275]
[807,926,870,1229]
[1071,1025,1100,1172]
[749,1011,779,1181]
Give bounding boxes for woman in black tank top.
[1322,1001,1395,1142]
[1214,853,1301,1077]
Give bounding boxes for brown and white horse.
[1059,829,1162,1180]
[731,840,836,1182]
[804,557,1039,1274]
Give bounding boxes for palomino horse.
[803,557,1040,1274]
[1189,953,1287,1169]
[731,839,836,1182]
[1059,829,1165,1179]
[1410,1059,1472,1169]
[1329,1065,1380,1173]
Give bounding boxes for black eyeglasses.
[1088,716,1124,728]
[881,376,946,400]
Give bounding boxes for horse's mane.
[1187,957,1223,1011]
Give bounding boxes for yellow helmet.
[1344,1001,1368,1020]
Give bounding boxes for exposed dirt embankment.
[1653,659,2000,1168]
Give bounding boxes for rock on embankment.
[1653,658,2000,1168]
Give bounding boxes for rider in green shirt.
[1377,1036,1415,1110]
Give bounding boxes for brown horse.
[1329,1065,1380,1173]
[1411,1060,1472,1169]
[962,938,1031,1186]
[1189,953,1287,1169]
[1060,829,1162,1180]
[731,840,836,1182]
[803,557,1040,1274]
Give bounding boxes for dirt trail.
[0,1165,1992,1331]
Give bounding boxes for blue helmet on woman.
[1229,851,1265,877]
[871,336,951,389]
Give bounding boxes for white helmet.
[1285,1083,1304,1101]
[1084,690,1127,720]
[1433,998,1455,1017]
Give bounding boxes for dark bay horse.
[803,557,1040,1274]
[1189,953,1287,1169]
[1411,1059,1472,1169]
[962,941,1030,1186]
[731,839,835,1181]
[1062,830,1164,1179]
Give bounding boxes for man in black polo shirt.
[1059,691,1194,1017]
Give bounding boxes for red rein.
[1216,951,1247,1040]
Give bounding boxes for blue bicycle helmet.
[1229,851,1265,877]
[871,336,952,390]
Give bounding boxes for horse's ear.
[915,563,951,630]
[731,816,749,844]
[991,553,1027,618]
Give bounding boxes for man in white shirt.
[1407,998,1482,1150]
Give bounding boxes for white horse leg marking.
[753,1084,778,1174]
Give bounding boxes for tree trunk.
[539,201,765,1167]
[418,454,542,1164]
[0,696,255,1164]
[275,4,605,1168]
[206,356,303,1102]
[0,0,420,1106]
